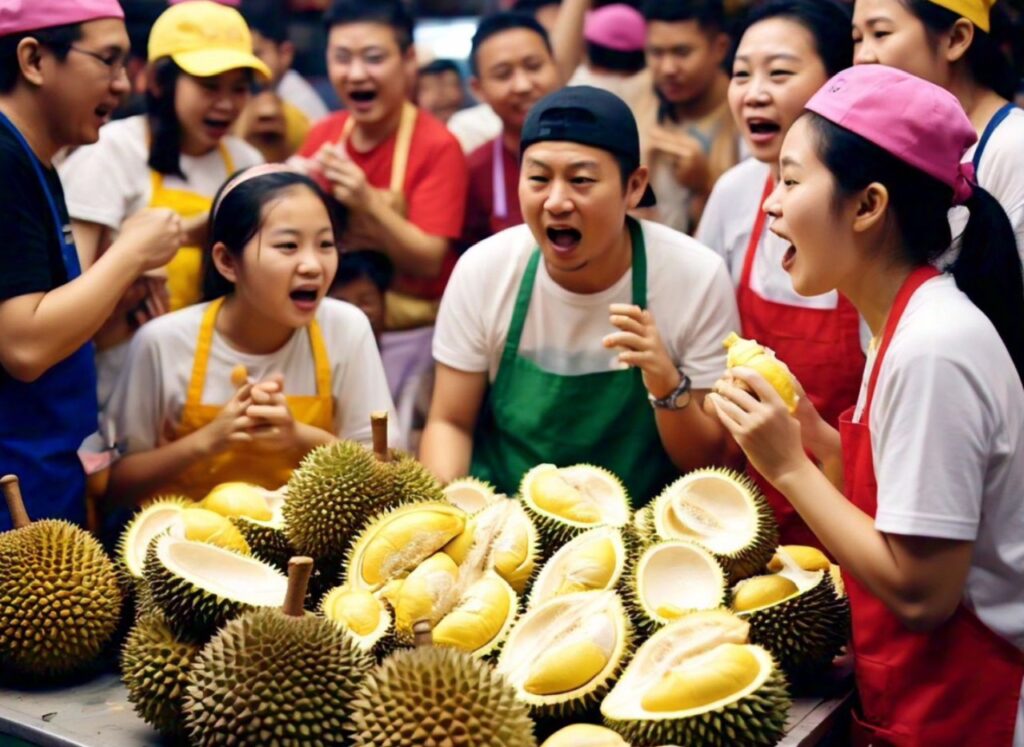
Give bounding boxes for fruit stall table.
[0,673,852,747]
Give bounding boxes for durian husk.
[387,449,447,505]
[0,519,123,678]
[346,645,537,746]
[230,515,295,571]
[443,476,499,514]
[185,607,374,745]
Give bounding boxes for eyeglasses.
[69,46,128,81]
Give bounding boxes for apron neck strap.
[339,101,417,195]
[307,319,332,397]
[739,173,775,289]
[973,102,1016,172]
[492,136,508,220]
[186,297,225,408]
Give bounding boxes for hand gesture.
[603,304,680,399]
[115,208,184,274]
[198,381,256,455]
[648,125,711,194]
[316,143,373,212]
[240,375,302,451]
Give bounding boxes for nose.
[853,40,877,65]
[763,179,784,218]
[744,74,771,106]
[543,179,574,215]
[511,67,532,94]
[347,56,369,82]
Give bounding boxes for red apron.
[840,266,1024,746]
[737,175,865,550]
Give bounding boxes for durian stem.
[283,556,314,617]
[413,619,433,647]
[1,475,30,529]
[371,411,389,462]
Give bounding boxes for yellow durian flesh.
[541,724,629,747]
[442,517,477,565]
[179,508,250,555]
[322,588,382,637]
[732,574,798,612]
[524,639,609,695]
[201,482,272,521]
[393,552,459,633]
[360,509,465,587]
[555,537,617,595]
[531,470,601,524]
[491,520,534,593]
[433,575,512,653]
[641,643,760,713]
[768,545,831,573]
[722,332,798,413]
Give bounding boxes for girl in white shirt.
[105,166,397,504]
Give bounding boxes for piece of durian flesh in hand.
[722,332,798,413]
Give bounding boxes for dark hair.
[324,0,414,53]
[470,12,552,77]
[733,0,853,78]
[512,0,560,16]
[202,171,344,301]
[0,23,82,94]
[586,42,647,75]
[146,58,186,178]
[643,0,726,33]
[242,1,290,45]
[903,0,1017,100]
[332,249,394,294]
[420,59,462,78]
[807,112,1024,382]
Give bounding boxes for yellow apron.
[339,102,440,330]
[148,145,235,311]
[156,297,335,500]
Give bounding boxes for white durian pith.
[528,526,627,608]
[443,477,499,514]
[631,540,728,631]
[497,590,631,718]
[118,498,191,578]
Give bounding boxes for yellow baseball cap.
[148,1,271,80]
[927,0,995,32]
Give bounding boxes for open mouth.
[782,244,796,271]
[747,119,781,137]
[546,227,582,254]
[349,90,377,103]
[289,288,318,303]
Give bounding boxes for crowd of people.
[2,0,1024,741]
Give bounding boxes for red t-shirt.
[461,136,522,252]
[299,108,468,299]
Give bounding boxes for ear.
[278,40,296,71]
[711,31,730,65]
[211,241,240,284]
[468,75,484,102]
[851,182,889,235]
[15,37,46,87]
[943,18,974,65]
[625,165,651,211]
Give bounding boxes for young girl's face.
[728,18,830,167]
[175,69,251,155]
[853,0,946,85]
[764,116,860,298]
[232,186,339,328]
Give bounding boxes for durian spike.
[413,619,433,647]
[371,411,390,463]
[1,474,30,529]
[282,556,314,617]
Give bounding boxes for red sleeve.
[405,126,469,240]
[297,113,346,158]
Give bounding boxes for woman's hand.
[242,376,334,452]
[603,304,680,399]
[706,367,811,485]
[197,382,255,455]
[789,375,842,467]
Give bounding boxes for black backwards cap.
[519,86,656,208]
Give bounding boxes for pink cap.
[806,65,978,204]
[0,0,124,36]
[584,3,645,52]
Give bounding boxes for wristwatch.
[648,369,692,411]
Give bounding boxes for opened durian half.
[143,533,288,641]
[528,526,627,608]
[320,584,394,657]
[201,483,296,571]
[442,498,538,594]
[497,590,632,719]
[652,468,778,582]
[601,609,790,746]
[443,476,499,514]
[116,497,192,583]
[731,546,850,677]
[627,540,728,634]
[519,464,630,552]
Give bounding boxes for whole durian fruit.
[184,557,374,745]
[121,611,202,740]
[0,476,123,679]
[346,622,537,747]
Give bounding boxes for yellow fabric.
[283,100,310,155]
[155,298,335,500]
[928,0,994,31]
[148,145,234,311]
[148,1,271,79]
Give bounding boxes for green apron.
[470,218,680,506]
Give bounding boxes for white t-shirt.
[277,69,329,124]
[433,220,739,387]
[105,299,400,455]
[852,275,1024,742]
[963,106,1024,267]
[446,103,503,155]
[58,114,263,230]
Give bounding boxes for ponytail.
[951,186,1024,382]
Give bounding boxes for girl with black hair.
[104,167,397,504]
[852,0,1024,264]
[697,0,862,551]
[710,65,1024,744]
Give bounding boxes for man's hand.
[647,125,712,194]
[111,208,183,274]
[317,143,374,212]
[603,304,681,399]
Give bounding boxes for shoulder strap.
[739,174,775,290]
[501,250,541,364]
[389,102,417,194]
[185,298,225,408]
[973,102,1016,173]
[307,319,332,397]
[627,217,647,306]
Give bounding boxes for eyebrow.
[780,156,801,168]
[864,16,893,26]
[734,52,802,63]
[525,158,600,170]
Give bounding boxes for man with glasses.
[0,0,183,528]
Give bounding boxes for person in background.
[422,86,740,503]
[513,0,562,33]
[0,0,182,529]
[294,0,468,332]
[567,4,651,104]
[460,12,561,249]
[234,88,294,163]
[106,166,398,505]
[416,59,467,124]
[852,0,1024,265]
[697,0,860,549]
